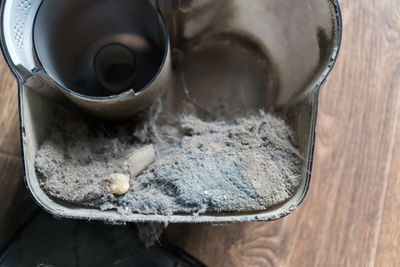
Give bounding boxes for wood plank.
[0,62,20,156]
[0,60,37,249]
[375,2,400,266]
[163,0,400,266]
[375,106,400,266]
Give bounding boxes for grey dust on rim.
[0,0,342,222]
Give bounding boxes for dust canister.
[0,0,342,223]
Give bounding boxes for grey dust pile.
[35,109,302,215]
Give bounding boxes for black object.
[0,212,206,267]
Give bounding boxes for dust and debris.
[35,106,302,215]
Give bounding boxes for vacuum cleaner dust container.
[0,0,342,223]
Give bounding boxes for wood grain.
[0,0,399,265]
[163,0,400,266]
[0,62,20,156]
[0,65,37,249]
[375,110,400,267]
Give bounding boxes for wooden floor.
[0,0,399,266]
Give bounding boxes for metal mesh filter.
[3,0,40,73]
